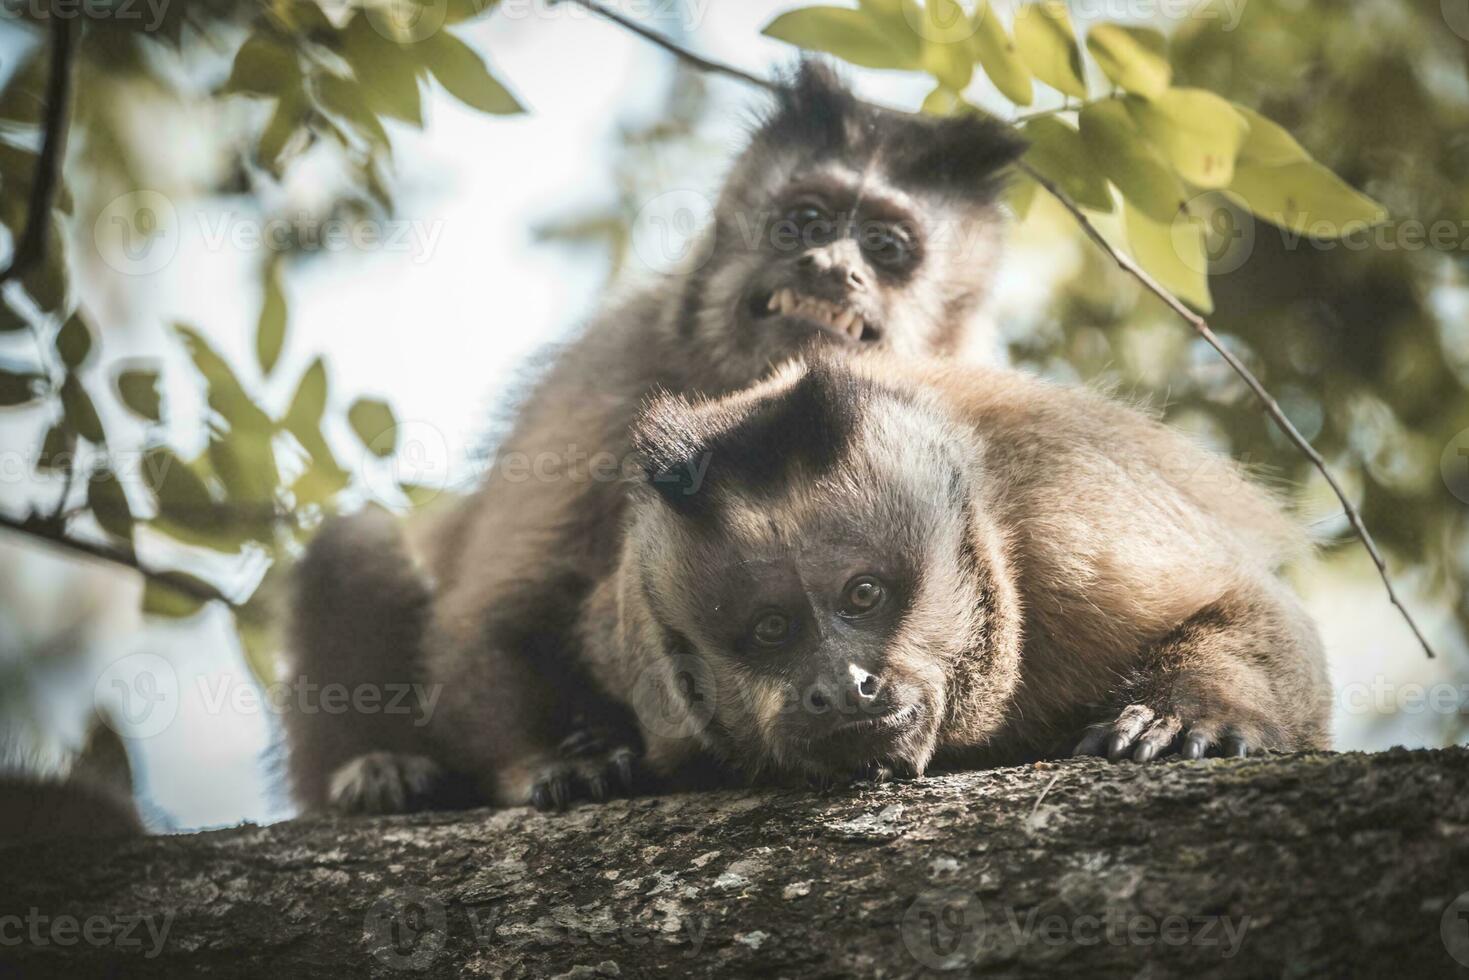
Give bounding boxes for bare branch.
[0,16,79,286]
[558,0,1438,659]
[0,511,233,607]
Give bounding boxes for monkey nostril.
[797,253,817,268]
[847,268,867,290]
[858,674,879,698]
[806,688,829,711]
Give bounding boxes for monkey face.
[674,63,1025,388]
[629,358,1022,781]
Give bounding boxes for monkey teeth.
[768,288,866,340]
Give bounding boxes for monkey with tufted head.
[582,353,1331,786]
[283,62,1029,813]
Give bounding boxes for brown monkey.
[283,63,1027,812]
[0,716,143,842]
[584,353,1330,785]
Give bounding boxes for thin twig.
[565,1,1438,659]
[0,511,233,606]
[0,16,78,285]
[556,0,776,91]
[1030,771,1063,816]
[1014,160,1434,659]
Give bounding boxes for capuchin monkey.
[588,354,1330,785]
[283,62,1028,813]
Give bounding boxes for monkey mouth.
[825,703,922,740]
[749,287,880,343]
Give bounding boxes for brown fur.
[588,353,1330,785]
[282,63,1025,811]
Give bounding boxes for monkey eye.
[860,224,916,268]
[751,610,794,648]
[785,203,839,246]
[840,575,887,616]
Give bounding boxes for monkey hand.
[528,728,642,813]
[1071,694,1287,764]
[328,751,443,814]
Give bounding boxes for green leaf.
[233,598,277,685]
[1227,160,1387,237]
[175,323,273,432]
[256,259,288,377]
[1013,2,1086,100]
[918,0,975,91]
[284,357,328,435]
[225,34,301,97]
[0,297,28,333]
[0,366,45,407]
[258,89,306,173]
[422,31,523,115]
[1233,105,1311,166]
[1085,24,1169,100]
[60,373,103,441]
[143,574,212,619]
[1125,89,1248,189]
[348,397,398,458]
[921,85,961,116]
[1079,99,1185,222]
[143,446,215,521]
[762,5,922,71]
[971,1,1033,106]
[1020,116,1113,213]
[56,313,94,369]
[314,73,392,153]
[88,466,134,540]
[37,423,74,472]
[342,17,424,126]
[115,367,162,422]
[1121,198,1213,314]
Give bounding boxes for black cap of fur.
[634,358,888,515]
[758,61,1027,199]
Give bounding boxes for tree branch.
[0,15,78,286]
[0,511,233,607]
[563,0,1437,660]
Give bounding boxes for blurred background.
[0,0,1465,832]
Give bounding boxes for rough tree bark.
[3,748,1468,978]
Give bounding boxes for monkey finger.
[1221,734,1249,758]
[608,747,638,794]
[1181,726,1221,760]
[1072,724,1111,758]
[1131,715,1183,763]
[1105,705,1156,761]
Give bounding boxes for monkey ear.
[761,58,859,153]
[632,393,716,515]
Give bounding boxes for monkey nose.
[800,666,884,717]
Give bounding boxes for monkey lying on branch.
[282,63,1328,815]
[589,353,1330,789]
